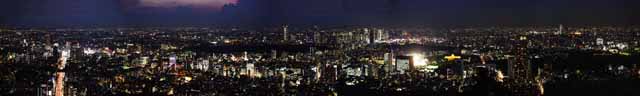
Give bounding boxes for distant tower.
[558,24,564,34]
[313,26,322,44]
[283,25,289,41]
[364,28,373,44]
[375,29,388,42]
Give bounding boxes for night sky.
[0,0,637,26]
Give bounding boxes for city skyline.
[1,0,640,96]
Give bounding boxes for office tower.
[395,56,414,75]
[283,25,289,41]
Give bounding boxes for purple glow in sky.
[138,0,237,10]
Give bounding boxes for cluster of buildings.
[0,25,639,95]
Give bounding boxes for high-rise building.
[313,27,322,43]
[505,56,515,77]
[283,25,289,41]
[374,29,388,42]
[246,63,256,77]
[140,56,149,66]
[169,56,177,70]
[395,56,414,75]
[556,24,564,34]
[196,59,210,71]
[271,50,278,59]
[314,31,322,44]
[512,36,532,81]
[383,53,394,76]
[364,28,374,44]
[384,53,393,65]
[596,38,604,45]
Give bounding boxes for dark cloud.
[137,0,237,10]
[0,0,637,25]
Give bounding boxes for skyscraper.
[375,29,384,42]
[364,28,373,44]
[556,24,564,34]
[283,25,289,42]
[512,35,532,82]
[395,56,414,75]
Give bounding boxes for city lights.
[1,25,639,96]
[0,0,638,95]
[444,54,461,61]
[409,53,428,67]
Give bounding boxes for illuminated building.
[558,24,564,34]
[384,53,393,65]
[374,29,388,43]
[364,28,373,44]
[271,50,278,59]
[246,63,256,77]
[512,35,532,82]
[283,25,289,42]
[169,56,177,70]
[345,65,362,77]
[140,57,149,66]
[395,56,414,75]
[504,55,515,77]
[314,30,322,44]
[195,59,210,71]
[313,63,323,81]
[596,38,604,45]
[213,64,223,76]
[444,54,461,61]
[409,53,427,67]
[383,53,394,76]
